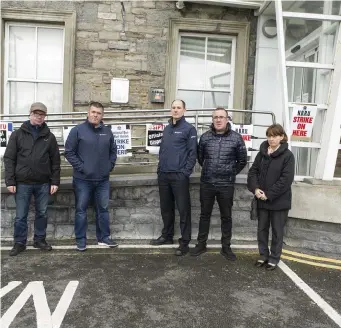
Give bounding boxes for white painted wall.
[252,15,283,160]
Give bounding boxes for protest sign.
[111,124,132,157]
[291,104,317,141]
[146,124,166,154]
[0,122,13,156]
[233,124,253,156]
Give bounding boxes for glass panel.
[335,149,341,178]
[37,28,64,81]
[9,82,35,114]
[287,67,331,104]
[178,36,205,89]
[206,38,232,91]
[36,83,63,113]
[177,90,202,109]
[204,92,229,109]
[285,19,339,64]
[9,26,36,79]
[292,147,318,176]
[282,1,341,15]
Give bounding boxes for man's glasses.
[31,112,46,118]
[212,116,227,121]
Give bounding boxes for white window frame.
[275,0,341,180]
[1,8,76,114]
[4,22,65,115]
[176,33,236,110]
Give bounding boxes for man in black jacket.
[4,102,61,256]
[191,108,247,260]
[150,99,197,256]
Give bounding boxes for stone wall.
[0,175,257,243]
[1,0,257,112]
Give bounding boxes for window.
[165,18,250,123]
[176,34,236,110]
[1,8,76,114]
[4,23,64,114]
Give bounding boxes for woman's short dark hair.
[171,99,186,108]
[266,124,288,143]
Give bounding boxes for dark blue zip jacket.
[64,120,117,181]
[157,116,197,177]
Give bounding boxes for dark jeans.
[73,178,111,245]
[158,172,191,245]
[257,208,289,265]
[14,183,50,245]
[197,183,234,246]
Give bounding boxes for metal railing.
[0,108,276,167]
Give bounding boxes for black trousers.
[257,208,289,265]
[197,182,234,246]
[158,172,191,244]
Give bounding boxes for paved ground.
[1,248,341,328]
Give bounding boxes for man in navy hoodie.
[150,99,197,256]
[65,102,117,251]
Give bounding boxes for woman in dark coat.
[247,124,295,271]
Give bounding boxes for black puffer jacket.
[247,141,295,210]
[198,124,247,186]
[4,121,61,186]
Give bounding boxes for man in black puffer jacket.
[4,102,61,256]
[191,107,247,260]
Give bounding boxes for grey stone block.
[1,227,13,238]
[6,195,16,209]
[285,227,319,242]
[1,210,15,227]
[55,225,74,239]
[319,232,341,244]
[47,207,70,224]
[108,41,130,50]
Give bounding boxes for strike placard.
[291,104,317,141]
[0,122,13,156]
[111,124,132,157]
[146,124,167,154]
[233,124,253,156]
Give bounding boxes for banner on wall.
[146,124,167,154]
[111,125,132,157]
[233,124,253,156]
[0,122,13,156]
[291,104,317,142]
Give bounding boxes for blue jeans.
[14,183,49,245]
[73,178,111,245]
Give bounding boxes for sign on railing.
[146,124,166,154]
[233,124,253,156]
[0,122,13,156]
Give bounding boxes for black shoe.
[255,259,268,268]
[33,240,52,251]
[175,244,189,256]
[220,246,237,261]
[265,263,277,271]
[9,243,26,256]
[150,236,173,246]
[190,243,207,256]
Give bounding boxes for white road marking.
[0,244,258,250]
[0,281,22,298]
[0,281,79,328]
[278,261,341,327]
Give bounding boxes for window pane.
[292,147,318,176]
[178,36,205,89]
[37,83,63,113]
[9,26,36,79]
[288,67,331,104]
[282,1,341,15]
[335,148,341,178]
[177,90,202,109]
[9,82,35,114]
[206,38,232,91]
[37,28,64,81]
[204,92,229,108]
[285,19,339,65]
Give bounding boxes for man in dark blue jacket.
[65,102,117,251]
[150,99,197,256]
[191,108,247,260]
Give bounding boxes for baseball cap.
[30,102,47,114]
